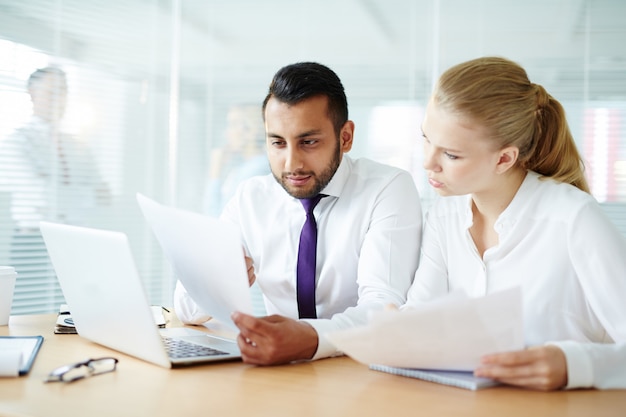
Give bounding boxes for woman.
[406,56,626,390]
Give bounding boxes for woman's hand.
[474,345,568,391]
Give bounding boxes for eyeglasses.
[45,357,118,383]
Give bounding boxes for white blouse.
[406,171,626,389]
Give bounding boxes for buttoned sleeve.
[557,199,626,389]
[550,341,626,389]
[173,280,212,325]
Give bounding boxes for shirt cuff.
[302,319,343,361]
[548,340,594,389]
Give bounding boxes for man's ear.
[496,146,519,174]
[340,121,355,152]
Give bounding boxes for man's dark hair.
[262,62,348,135]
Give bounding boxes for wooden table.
[1,314,625,417]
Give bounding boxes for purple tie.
[296,195,324,319]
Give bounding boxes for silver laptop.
[40,221,242,368]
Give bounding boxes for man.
[0,67,109,228]
[174,62,422,365]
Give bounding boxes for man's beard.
[273,140,341,199]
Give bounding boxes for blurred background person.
[0,66,110,312]
[203,103,269,217]
[0,66,109,230]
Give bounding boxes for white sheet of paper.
[137,193,253,328]
[326,287,524,371]
[0,350,22,377]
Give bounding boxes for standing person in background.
[175,62,423,365]
[0,66,110,314]
[0,66,109,229]
[405,56,626,390]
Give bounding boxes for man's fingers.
[232,312,262,338]
[231,312,280,342]
[235,333,267,364]
[244,256,256,286]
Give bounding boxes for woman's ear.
[496,146,519,174]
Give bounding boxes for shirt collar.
[318,154,352,199]
[494,170,537,233]
[462,170,538,233]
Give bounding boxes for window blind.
[0,1,173,314]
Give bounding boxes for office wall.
[0,0,624,314]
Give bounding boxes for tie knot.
[299,194,324,214]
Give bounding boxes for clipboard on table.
[0,335,44,376]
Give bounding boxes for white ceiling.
[1,0,625,101]
[172,0,626,100]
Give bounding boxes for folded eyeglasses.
[45,357,118,383]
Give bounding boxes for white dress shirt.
[406,170,626,389]
[175,155,423,359]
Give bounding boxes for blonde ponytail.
[525,84,589,192]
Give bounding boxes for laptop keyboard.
[162,336,230,359]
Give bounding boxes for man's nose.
[285,146,304,172]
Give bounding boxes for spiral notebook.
[370,364,499,390]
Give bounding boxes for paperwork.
[326,288,524,371]
[137,193,253,328]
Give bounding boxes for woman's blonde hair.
[433,56,590,193]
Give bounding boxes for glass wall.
[0,0,624,315]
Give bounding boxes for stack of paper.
[54,304,77,334]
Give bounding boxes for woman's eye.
[444,152,458,160]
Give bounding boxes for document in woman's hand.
[326,288,524,371]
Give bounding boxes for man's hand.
[244,256,256,286]
[474,345,568,391]
[230,312,318,365]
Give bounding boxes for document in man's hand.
[326,288,524,389]
[136,193,253,329]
